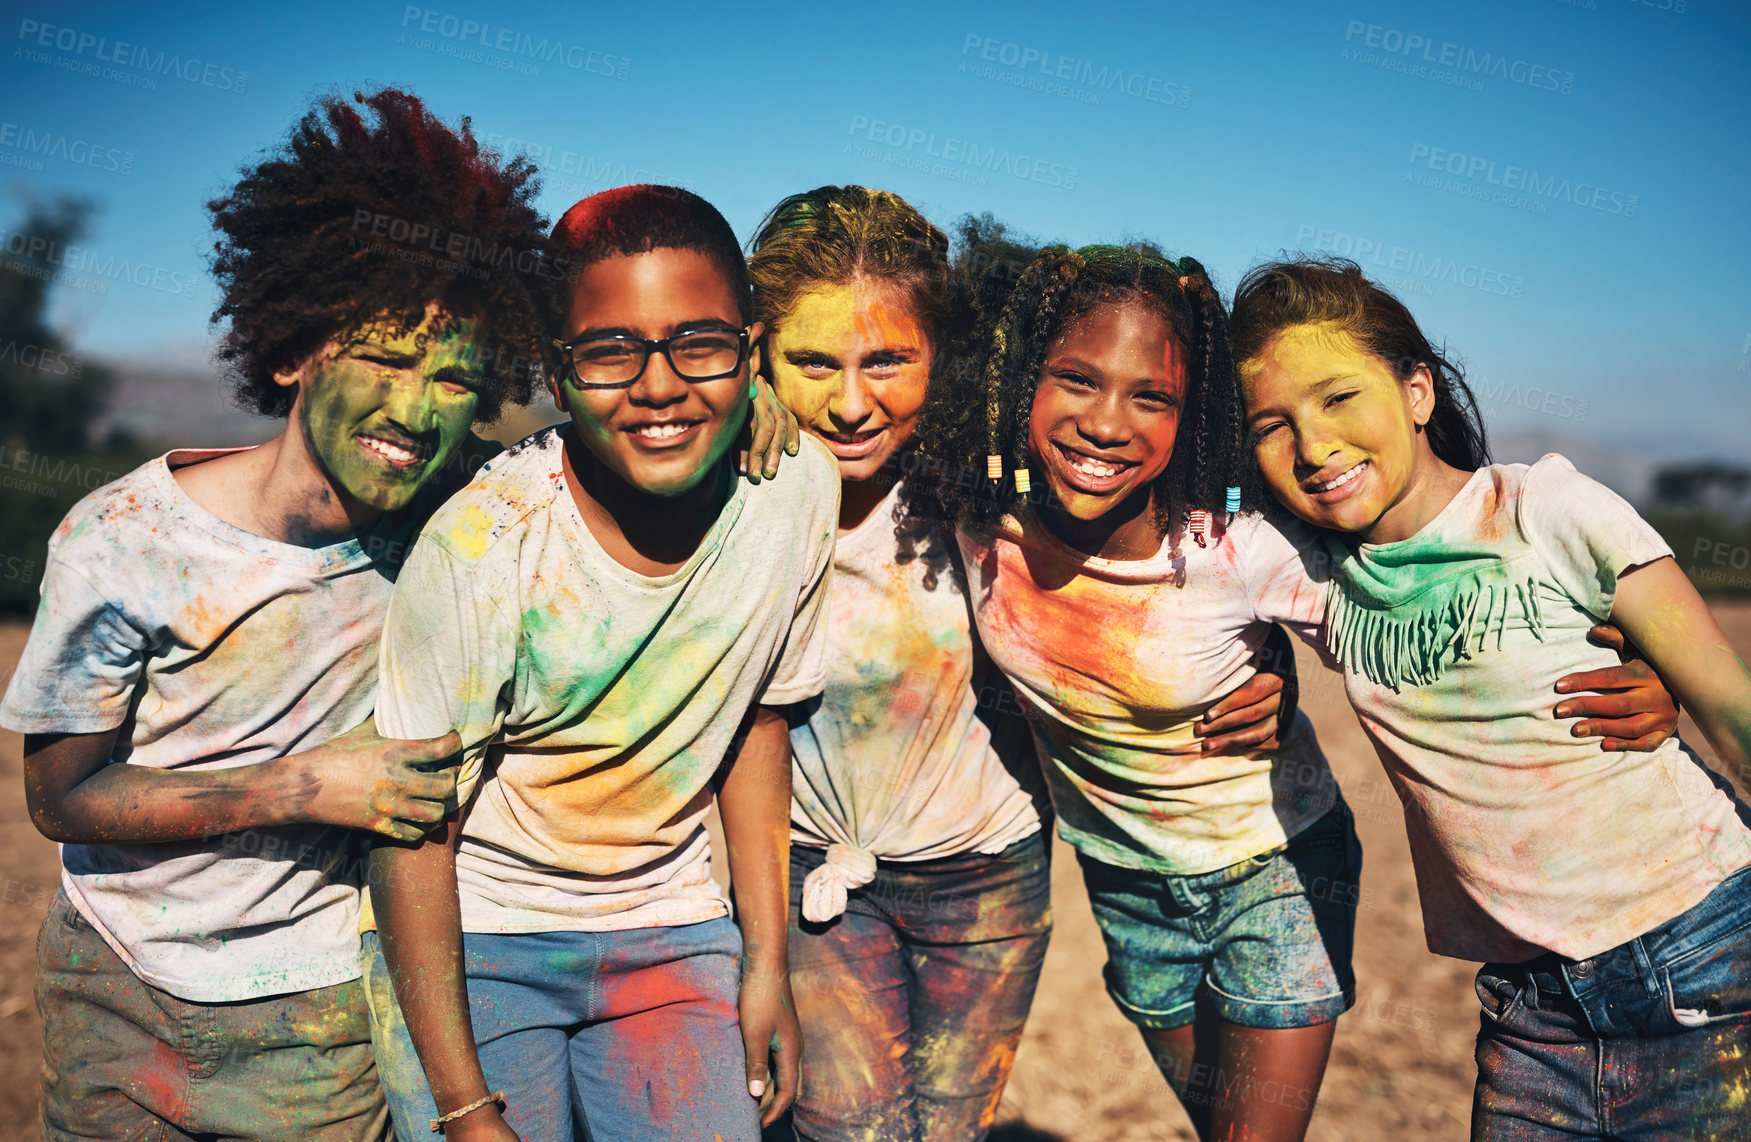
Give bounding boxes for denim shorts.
[1077,801,1361,1031]
[1473,861,1751,1140]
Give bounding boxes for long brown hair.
[1230,256,1490,471]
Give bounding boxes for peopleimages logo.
[398,7,629,79]
[1294,224,1525,300]
[1406,144,1637,217]
[1341,19,1574,95]
[0,122,133,175]
[847,115,1079,191]
[958,33,1190,109]
[0,227,199,299]
[15,18,248,92]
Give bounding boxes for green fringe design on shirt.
[1327,562,1546,691]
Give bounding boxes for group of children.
[5,87,1748,1142]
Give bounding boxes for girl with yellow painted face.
[1232,258,1751,1142]
[747,187,1290,1142]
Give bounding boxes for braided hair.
[909,240,1259,535]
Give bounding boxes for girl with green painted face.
[1233,257,1751,1142]
[749,187,1292,1142]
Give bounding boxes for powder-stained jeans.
[785,832,1053,1142]
[36,889,389,1142]
[1077,801,1361,1031]
[1473,862,1751,1141]
[363,917,759,1142]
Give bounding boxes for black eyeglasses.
[552,327,750,390]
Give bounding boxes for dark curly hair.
[206,88,560,424]
[909,240,1259,537]
[1230,256,1489,471]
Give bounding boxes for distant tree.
[0,197,150,614]
[1651,463,1751,514]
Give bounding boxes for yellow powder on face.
[768,279,931,448]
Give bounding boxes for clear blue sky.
[4,0,1747,457]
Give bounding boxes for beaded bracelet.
[431,1091,507,1134]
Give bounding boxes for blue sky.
[4,0,1747,458]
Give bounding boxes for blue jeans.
[1473,862,1751,1140]
[362,918,760,1142]
[1077,801,1361,1030]
[785,832,1053,1142]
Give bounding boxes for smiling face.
[768,279,932,484]
[1240,323,1437,538]
[283,301,482,513]
[1027,299,1187,532]
[555,248,758,498]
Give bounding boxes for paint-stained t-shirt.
[0,449,436,1003]
[957,509,1336,875]
[1328,455,1751,963]
[790,479,1044,861]
[375,426,839,933]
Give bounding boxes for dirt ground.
[1,605,1748,1140]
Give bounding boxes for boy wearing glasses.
[366,185,835,1142]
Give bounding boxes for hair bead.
[1013,467,1031,494]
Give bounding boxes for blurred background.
[1,1,1747,1138]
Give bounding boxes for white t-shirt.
[0,449,433,1002]
[1326,454,1751,963]
[789,479,1044,861]
[375,426,838,933]
[957,509,1336,875]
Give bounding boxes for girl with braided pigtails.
[906,242,1678,1142]
[747,190,1293,1142]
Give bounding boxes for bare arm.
[372,814,519,1141]
[1608,557,1751,775]
[24,721,459,845]
[717,704,801,1126]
